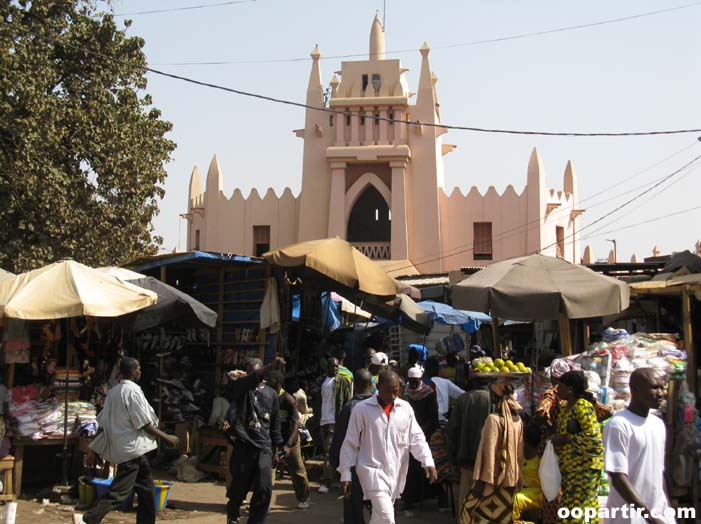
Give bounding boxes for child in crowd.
[513,424,545,524]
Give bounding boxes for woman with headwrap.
[401,365,440,508]
[552,371,604,524]
[459,380,524,524]
[535,360,612,524]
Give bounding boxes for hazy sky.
[111,0,700,263]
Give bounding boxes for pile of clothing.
[54,368,82,401]
[9,398,98,439]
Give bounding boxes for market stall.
[0,260,157,494]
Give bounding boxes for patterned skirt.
[557,467,601,524]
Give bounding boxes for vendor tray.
[470,372,532,379]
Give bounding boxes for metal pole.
[61,318,70,486]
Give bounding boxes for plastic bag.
[539,440,561,502]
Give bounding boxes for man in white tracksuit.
[339,371,437,524]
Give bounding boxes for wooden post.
[583,322,591,349]
[215,268,225,393]
[656,296,661,332]
[159,266,167,283]
[681,287,696,395]
[491,317,500,358]
[559,314,573,356]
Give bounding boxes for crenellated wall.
[438,149,580,269]
[186,156,299,256]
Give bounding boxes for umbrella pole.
[61,317,70,486]
[491,317,499,358]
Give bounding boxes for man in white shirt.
[339,371,437,524]
[319,357,339,493]
[75,358,179,524]
[603,368,675,524]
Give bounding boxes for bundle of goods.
[9,398,97,439]
[548,331,687,412]
[54,368,83,401]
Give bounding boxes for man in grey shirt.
[74,358,179,524]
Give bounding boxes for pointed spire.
[607,249,616,264]
[306,45,324,106]
[330,73,339,96]
[369,14,385,61]
[563,160,576,196]
[415,42,437,122]
[630,254,638,263]
[527,147,545,194]
[188,165,202,199]
[206,154,223,195]
[652,245,661,257]
[582,245,593,264]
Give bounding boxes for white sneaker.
[297,501,310,509]
[72,514,87,524]
[318,484,329,494]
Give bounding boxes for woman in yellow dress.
[552,371,604,524]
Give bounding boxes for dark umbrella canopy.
[451,254,629,321]
[663,250,701,274]
[119,277,217,332]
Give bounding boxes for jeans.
[319,424,335,484]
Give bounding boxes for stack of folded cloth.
[54,368,82,401]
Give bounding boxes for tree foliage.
[0,0,176,273]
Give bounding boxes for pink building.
[185,16,583,275]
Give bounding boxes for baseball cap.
[370,352,388,366]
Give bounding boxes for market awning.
[630,273,701,299]
[417,300,491,333]
[452,254,630,321]
[0,260,157,319]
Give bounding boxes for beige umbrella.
[263,238,397,300]
[0,260,157,486]
[0,260,156,319]
[452,254,629,321]
[0,268,14,282]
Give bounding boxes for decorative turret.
[188,166,202,200]
[582,245,593,264]
[526,148,546,254]
[307,45,324,107]
[369,14,385,60]
[205,155,223,196]
[415,42,438,123]
[329,73,340,97]
[563,160,576,199]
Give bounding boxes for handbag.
[459,486,514,524]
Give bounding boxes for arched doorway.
[347,185,391,243]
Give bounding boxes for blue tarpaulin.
[291,293,342,332]
[418,301,491,333]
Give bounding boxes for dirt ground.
[11,472,456,524]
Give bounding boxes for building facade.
[185,16,583,274]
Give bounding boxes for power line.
[112,0,256,17]
[144,65,701,137]
[574,165,699,241]
[12,21,701,137]
[380,154,701,274]
[536,154,701,254]
[581,204,701,241]
[152,2,701,66]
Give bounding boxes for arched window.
[347,185,390,242]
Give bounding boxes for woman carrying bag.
[459,380,524,524]
[552,371,604,524]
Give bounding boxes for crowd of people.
[71,347,677,524]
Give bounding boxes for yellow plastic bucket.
[153,480,173,512]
